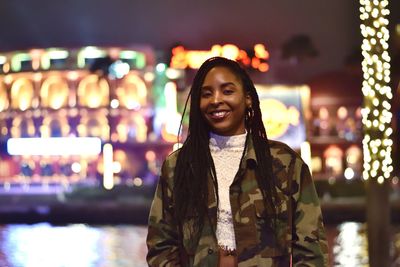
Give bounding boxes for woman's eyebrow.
[200,85,212,91]
[201,82,236,90]
[220,82,236,88]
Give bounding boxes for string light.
[360,0,393,184]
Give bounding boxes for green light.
[136,54,146,69]
[120,50,146,69]
[11,53,31,72]
[41,53,50,70]
[119,50,137,59]
[77,46,106,68]
[41,49,69,70]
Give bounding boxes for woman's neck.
[209,131,247,150]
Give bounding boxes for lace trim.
[209,132,246,251]
[216,209,236,250]
[209,131,246,151]
[219,245,237,256]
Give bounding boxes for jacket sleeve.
[146,160,182,267]
[292,162,329,266]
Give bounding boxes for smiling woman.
[146,57,328,267]
[199,66,251,136]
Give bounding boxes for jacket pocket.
[254,198,290,259]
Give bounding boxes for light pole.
[359,0,394,266]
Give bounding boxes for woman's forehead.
[202,66,241,84]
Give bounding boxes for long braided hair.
[173,56,278,241]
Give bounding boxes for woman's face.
[200,66,251,136]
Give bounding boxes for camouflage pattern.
[146,137,328,266]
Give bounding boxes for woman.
[146,57,328,266]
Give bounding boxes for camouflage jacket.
[147,137,328,266]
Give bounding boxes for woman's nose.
[211,91,223,104]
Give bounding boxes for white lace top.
[209,131,246,251]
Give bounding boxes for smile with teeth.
[209,110,229,119]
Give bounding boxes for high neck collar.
[209,131,247,150]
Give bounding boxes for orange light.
[11,78,34,111]
[170,44,270,72]
[67,71,79,81]
[319,107,329,120]
[187,51,211,69]
[238,50,251,66]
[2,63,10,73]
[110,132,119,142]
[258,63,269,72]
[4,75,13,85]
[0,83,9,112]
[145,150,156,162]
[32,60,40,70]
[251,57,260,68]
[171,46,187,69]
[40,76,69,109]
[238,50,248,59]
[77,75,109,108]
[30,49,42,71]
[337,106,348,119]
[221,44,239,60]
[242,57,251,66]
[108,48,120,60]
[33,73,43,82]
[30,49,42,58]
[117,74,147,109]
[172,45,185,55]
[254,44,269,59]
[161,125,179,143]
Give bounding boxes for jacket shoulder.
[159,148,182,189]
[267,139,307,191]
[163,148,181,168]
[268,139,303,163]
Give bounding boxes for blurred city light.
[7,137,102,156]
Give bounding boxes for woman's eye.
[201,91,212,97]
[224,89,234,94]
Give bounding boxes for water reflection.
[0,223,148,267]
[331,222,369,266]
[0,222,397,266]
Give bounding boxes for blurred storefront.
[169,43,366,183]
[0,46,183,193]
[307,69,364,182]
[0,42,393,204]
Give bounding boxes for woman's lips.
[208,110,230,120]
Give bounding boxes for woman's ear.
[246,93,252,107]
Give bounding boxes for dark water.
[0,222,397,266]
[0,224,148,267]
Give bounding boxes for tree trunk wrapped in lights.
[359,0,393,266]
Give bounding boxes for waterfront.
[0,222,398,266]
[0,224,148,267]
